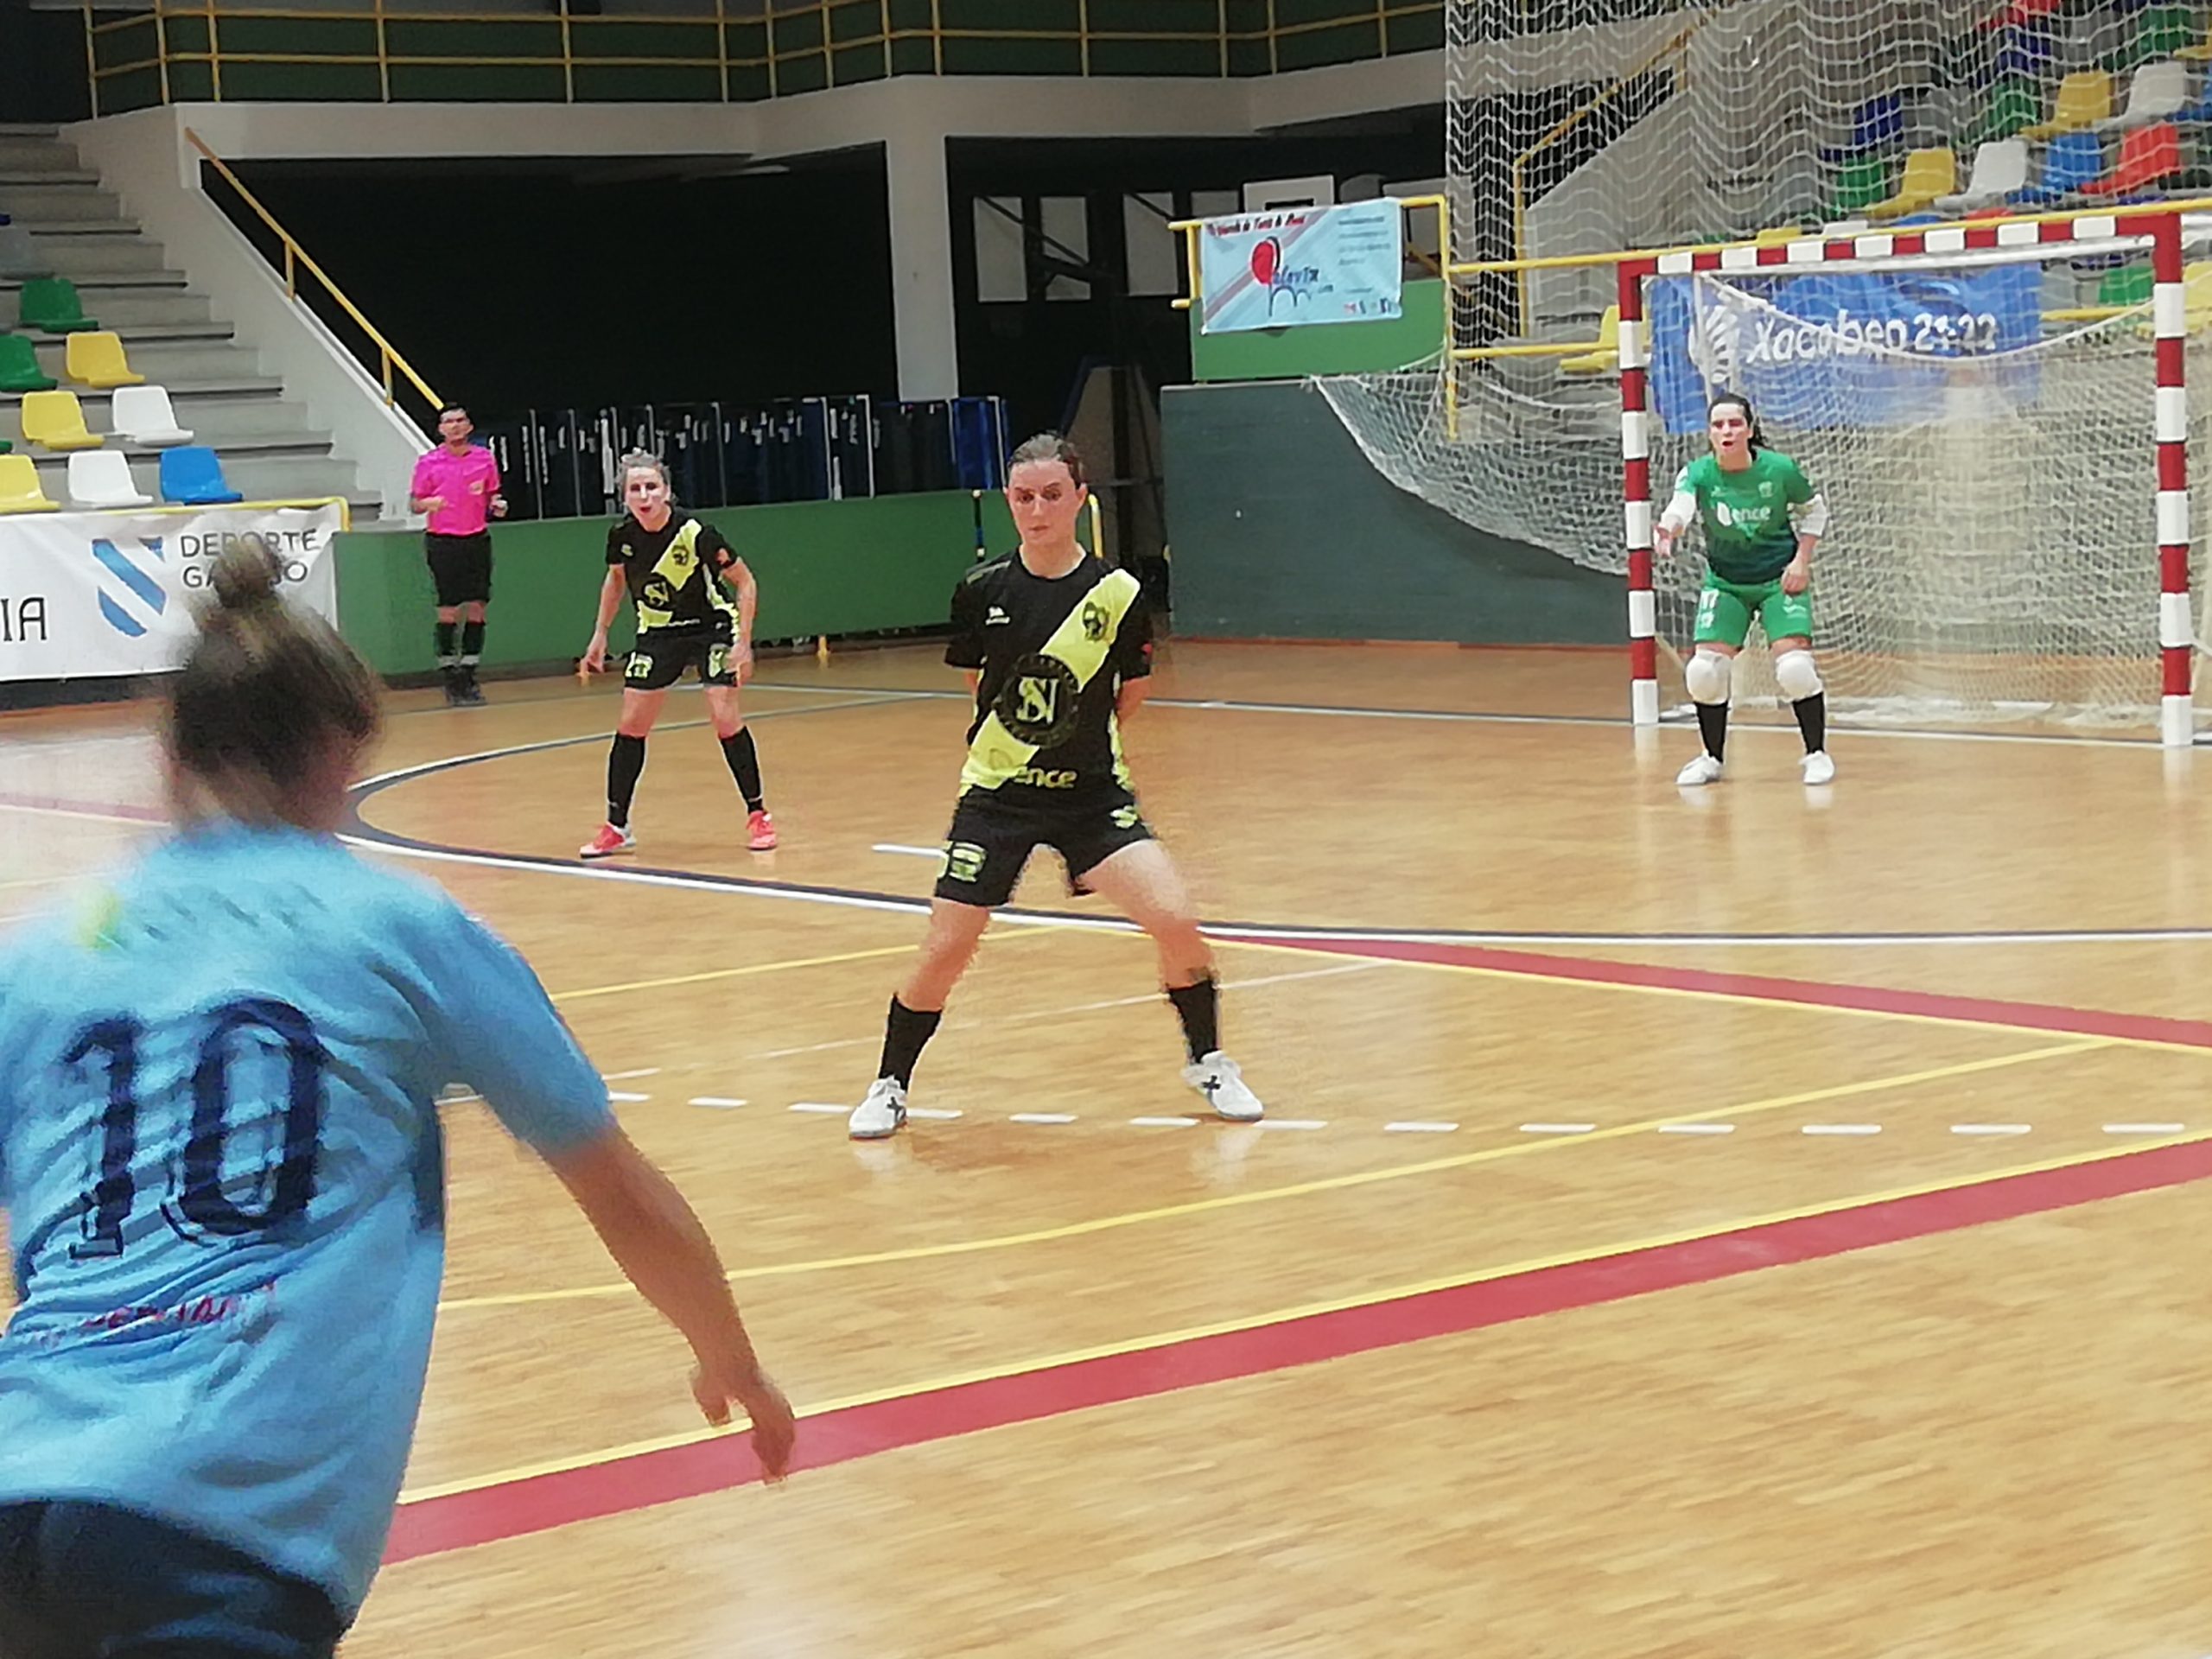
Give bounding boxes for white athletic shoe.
[848,1077,908,1140]
[1183,1052,1264,1122]
[1675,753,1725,787]
[1802,750,1837,785]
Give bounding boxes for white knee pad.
[1685,652,1732,706]
[1773,650,1823,702]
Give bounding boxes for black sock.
[607,734,646,828]
[460,619,486,670]
[1694,701,1730,762]
[720,727,765,813]
[434,620,457,670]
[1166,975,1219,1065]
[877,995,942,1088]
[1793,692,1827,754]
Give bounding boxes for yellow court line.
[1207,932,2212,1059]
[435,1038,2105,1313]
[546,924,1063,1003]
[401,1117,2212,1506]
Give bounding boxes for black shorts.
[934,785,1154,909]
[626,625,738,692]
[424,531,493,607]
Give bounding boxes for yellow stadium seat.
[1562,306,1644,376]
[20,389,103,452]
[63,330,143,391]
[2023,70,2113,139]
[1866,148,1958,219]
[0,454,59,513]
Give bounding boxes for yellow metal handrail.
[83,0,1446,110]
[181,126,441,423]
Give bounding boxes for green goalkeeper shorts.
[1693,574,1813,649]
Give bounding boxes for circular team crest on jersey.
[995,653,1083,747]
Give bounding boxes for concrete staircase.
[0,124,389,521]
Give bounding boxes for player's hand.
[490,494,509,519]
[417,495,445,515]
[734,643,754,685]
[692,1361,796,1482]
[1652,525,1676,560]
[1781,557,1810,596]
[581,635,608,675]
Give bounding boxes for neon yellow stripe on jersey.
[634,520,737,633]
[961,567,1141,792]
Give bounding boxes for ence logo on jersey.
[995,653,1083,746]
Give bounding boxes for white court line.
[1950,1124,2032,1136]
[872,843,940,859]
[789,1103,848,1116]
[1255,1119,1328,1131]
[906,1108,963,1122]
[1803,1124,1883,1135]
[1130,1116,1198,1128]
[1658,1122,1737,1135]
[690,1096,747,1109]
[1010,1113,1077,1125]
[1519,1122,1595,1135]
[2105,1122,2186,1134]
[1385,1121,1459,1134]
[607,1091,651,1103]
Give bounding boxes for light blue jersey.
[0,823,613,1621]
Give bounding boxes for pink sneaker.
[746,809,779,852]
[580,822,634,860]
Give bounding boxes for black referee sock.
[460,619,486,667]
[1166,975,1220,1065]
[434,620,457,669]
[1793,692,1827,755]
[1694,700,1730,762]
[720,727,766,813]
[878,995,942,1088]
[607,734,646,829]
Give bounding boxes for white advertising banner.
[0,503,345,683]
[1197,199,1405,334]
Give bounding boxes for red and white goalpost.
[1618,208,2196,745]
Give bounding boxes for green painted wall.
[335,488,1014,677]
[1161,381,1620,645]
[1190,277,1446,381]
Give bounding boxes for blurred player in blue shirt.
[0,543,792,1657]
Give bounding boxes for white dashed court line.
[1519,1122,1595,1135]
[1803,1124,1883,1136]
[1129,1116,1199,1128]
[906,1108,963,1121]
[1255,1119,1328,1131]
[871,843,939,859]
[790,1103,849,1116]
[2105,1122,2186,1134]
[690,1096,748,1109]
[1385,1121,1459,1134]
[1950,1123,2032,1136]
[1658,1122,1737,1135]
[1009,1113,1077,1125]
[607,1091,651,1103]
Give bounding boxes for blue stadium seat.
[159,446,243,505]
[2014,130,2108,200]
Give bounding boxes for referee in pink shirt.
[409,404,507,705]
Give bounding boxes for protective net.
[1320,244,2209,727]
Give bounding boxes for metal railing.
[182,126,442,423]
[82,0,1446,111]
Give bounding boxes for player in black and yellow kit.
[848,434,1263,1138]
[577,453,778,857]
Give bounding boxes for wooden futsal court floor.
[2,642,2209,1656]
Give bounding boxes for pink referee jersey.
[410,444,502,537]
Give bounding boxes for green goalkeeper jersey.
[1670,449,1815,584]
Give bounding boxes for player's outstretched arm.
[545,1128,797,1479]
[581,569,626,674]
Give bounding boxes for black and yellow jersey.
[947,550,1152,798]
[606,512,741,633]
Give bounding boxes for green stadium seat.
[0,334,56,394]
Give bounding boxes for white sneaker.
[1675,753,1725,787]
[848,1077,908,1140]
[1802,750,1837,785]
[1183,1052,1264,1122]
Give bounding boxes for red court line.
[384,1135,2212,1567]
[1232,934,2212,1050]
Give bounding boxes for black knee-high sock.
[1793,692,1827,755]
[434,620,458,671]
[607,734,646,828]
[1694,701,1730,762]
[877,995,942,1087]
[720,727,765,812]
[1166,975,1220,1065]
[460,619,486,668]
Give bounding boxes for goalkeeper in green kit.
[1656,394,1836,787]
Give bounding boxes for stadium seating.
[0,454,57,513]
[159,446,242,505]
[62,331,143,391]
[19,390,101,452]
[0,334,56,394]
[16,278,95,334]
[2024,69,2115,137]
[1936,138,2031,212]
[1867,148,1957,219]
[66,450,150,509]
[0,225,50,282]
[110,385,193,447]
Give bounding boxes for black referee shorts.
[933,785,1154,910]
[424,532,493,607]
